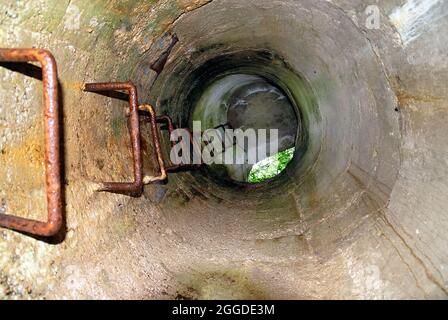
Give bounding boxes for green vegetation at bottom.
[248,147,295,183]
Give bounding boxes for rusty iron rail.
[156,115,180,170]
[83,83,201,195]
[0,49,197,236]
[0,48,62,237]
[155,115,201,173]
[83,82,144,195]
[138,105,167,184]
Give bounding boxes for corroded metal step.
[0,48,62,237]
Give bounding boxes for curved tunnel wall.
[0,0,447,299]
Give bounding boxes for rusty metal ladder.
[82,82,201,195]
[0,48,199,237]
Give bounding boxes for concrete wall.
[0,0,447,299]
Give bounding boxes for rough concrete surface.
[0,0,447,299]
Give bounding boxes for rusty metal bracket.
[155,114,201,173]
[83,82,201,196]
[140,107,202,179]
[156,115,181,171]
[83,82,144,196]
[138,105,167,184]
[0,48,62,237]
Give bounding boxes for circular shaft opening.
[192,73,299,183]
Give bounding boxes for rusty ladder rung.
[0,48,62,237]
[0,48,200,237]
[83,82,201,196]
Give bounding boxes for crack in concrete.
[377,222,428,298]
[169,0,215,31]
[382,213,448,296]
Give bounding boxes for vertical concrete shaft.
[0,0,447,299]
